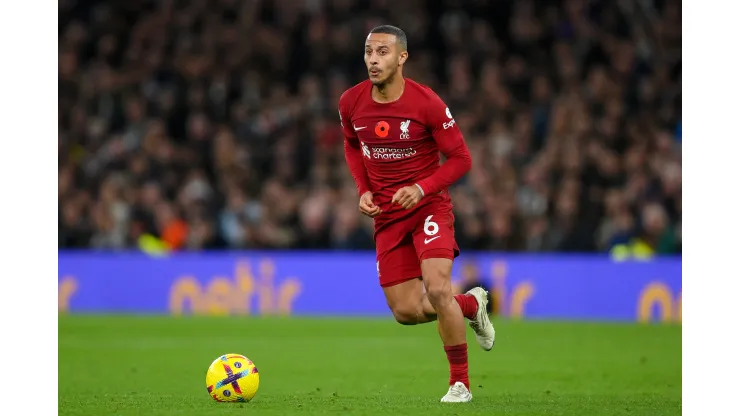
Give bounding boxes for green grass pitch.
[59,316,681,415]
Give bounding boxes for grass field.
[59,316,681,415]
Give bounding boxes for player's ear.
[398,51,408,66]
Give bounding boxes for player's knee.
[421,258,453,308]
[389,305,418,325]
[424,272,453,308]
[426,283,453,308]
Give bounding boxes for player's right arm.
[339,92,381,217]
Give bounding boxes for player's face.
[364,33,407,86]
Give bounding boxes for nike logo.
[353,125,367,131]
[424,236,441,244]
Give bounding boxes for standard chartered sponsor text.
[372,146,416,159]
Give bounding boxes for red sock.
[454,294,478,320]
[444,343,470,389]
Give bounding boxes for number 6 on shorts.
[424,215,439,236]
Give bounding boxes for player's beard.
[371,67,397,88]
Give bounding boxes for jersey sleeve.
[415,92,472,196]
[339,92,372,196]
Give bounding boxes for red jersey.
[339,78,472,223]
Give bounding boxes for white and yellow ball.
[205,353,260,402]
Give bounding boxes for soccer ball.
[205,353,260,402]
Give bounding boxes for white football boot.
[466,287,496,351]
[440,381,473,403]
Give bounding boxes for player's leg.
[375,218,476,325]
[376,224,437,324]
[382,276,436,325]
[412,206,493,402]
[421,258,464,345]
[417,211,495,350]
[420,255,472,402]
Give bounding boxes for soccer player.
[339,25,496,403]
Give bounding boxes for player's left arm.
[392,94,472,209]
[414,94,472,197]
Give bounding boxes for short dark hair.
[369,25,408,51]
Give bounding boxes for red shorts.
[374,200,460,288]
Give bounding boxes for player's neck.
[372,75,405,103]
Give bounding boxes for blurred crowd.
[58,0,682,255]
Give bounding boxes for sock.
[454,294,479,320]
[444,343,470,390]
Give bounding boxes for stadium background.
[58,0,681,319]
[58,1,681,414]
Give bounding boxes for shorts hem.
[380,275,420,288]
[419,248,457,261]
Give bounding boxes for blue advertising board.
[58,252,681,323]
